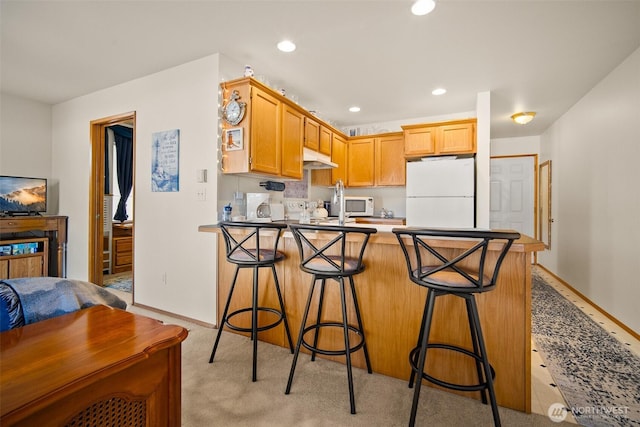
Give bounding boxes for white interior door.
[489,156,535,236]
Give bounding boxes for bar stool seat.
[393,227,520,427]
[209,221,294,382]
[285,223,377,414]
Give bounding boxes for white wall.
[0,93,56,212]
[51,54,221,325]
[476,91,491,228]
[538,47,640,333]
[491,135,540,157]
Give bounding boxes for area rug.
[531,273,640,426]
[104,273,132,293]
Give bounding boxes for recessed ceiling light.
[349,106,361,113]
[411,0,436,16]
[432,88,446,96]
[277,40,296,53]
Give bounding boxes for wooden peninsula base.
[199,224,543,413]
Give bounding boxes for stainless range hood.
[303,147,337,169]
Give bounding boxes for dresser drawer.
[112,236,132,272]
[114,238,132,253]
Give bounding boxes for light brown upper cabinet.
[311,130,344,186]
[220,77,302,179]
[347,133,405,187]
[347,137,375,187]
[250,86,282,176]
[304,116,320,152]
[402,119,476,159]
[403,125,436,157]
[375,133,405,186]
[220,77,476,182]
[281,103,304,179]
[439,121,476,154]
[319,125,332,156]
[303,112,332,158]
[331,133,348,185]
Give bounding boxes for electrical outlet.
[285,200,305,212]
[196,187,206,201]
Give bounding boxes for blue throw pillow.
[0,292,11,332]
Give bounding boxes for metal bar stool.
[393,227,520,427]
[285,224,377,414]
[209,221,294,382]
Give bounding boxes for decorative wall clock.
[222,90,246,126]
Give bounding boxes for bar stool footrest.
[301,322,366,357]
[409,343,496,393]
[225,307,285,333]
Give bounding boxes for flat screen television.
[0,175,47,215]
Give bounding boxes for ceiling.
[2,1,639,139]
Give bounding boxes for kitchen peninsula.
[199,223,544,413]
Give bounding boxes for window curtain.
[109,125,134,222]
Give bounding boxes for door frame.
[539,160,552,250]
[89,112,136,285]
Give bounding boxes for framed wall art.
[151,129,180,192]
[224,127,243,151]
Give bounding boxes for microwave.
[329,196,374,217]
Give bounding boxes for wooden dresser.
[112,222,133,273]
[0,305,188,426]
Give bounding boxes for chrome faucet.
[334,179,346,225]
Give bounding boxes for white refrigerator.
[406,157,475,228]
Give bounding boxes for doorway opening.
[89,112,135,297]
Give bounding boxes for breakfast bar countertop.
[199,222,544,413]
[198,221,543,251]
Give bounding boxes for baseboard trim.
[536,264,639,341]
[132,302,216,329]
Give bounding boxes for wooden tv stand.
[0,215,68,277]
[0,305,188,426]
[0,237,49,279]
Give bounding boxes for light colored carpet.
[120,298,571,427]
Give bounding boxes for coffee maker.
[246,193,271,222]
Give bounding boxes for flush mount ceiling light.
[432,88,446,96]
[349,106,361,113]
[277,40,296,53]
[411,0,436,16]
[511,112,536,125]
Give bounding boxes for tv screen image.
[0,176,47,214]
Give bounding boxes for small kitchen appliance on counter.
[329,196,374,217]
[246,193,271,222]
